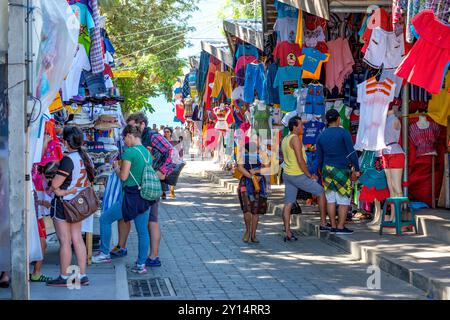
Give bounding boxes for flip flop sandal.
[283,233,298,242]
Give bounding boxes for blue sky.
[149,0,225,127]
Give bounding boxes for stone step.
[416,210,450,245]
[202,169,450,300]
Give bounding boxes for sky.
[149,0,226,127]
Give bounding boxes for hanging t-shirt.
[298,47,329,78]
[274,41,303,67]
[235,44,259,60]
[349,110,360,144]
[61,44,91,102]
[302,121,325,145]
[274,17,297,43]
[70,2,95,55]
[274,66,303,112]
[274,0,298,18]
[325,100,352,130]
[428,71,450,127]
[354,77,396,151]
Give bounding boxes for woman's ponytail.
[78,147,96,183]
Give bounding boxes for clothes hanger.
[375,63,384,82]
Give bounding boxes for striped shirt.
[354,77,396,151]
[409,120,441,156]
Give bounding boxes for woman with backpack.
[92,125,154,274]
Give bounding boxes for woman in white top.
[46,126,95,287]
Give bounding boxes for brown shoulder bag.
[62,187,100,223]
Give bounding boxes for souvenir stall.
[30,0,125,264]
[222,19,282,182]
[197,41,235,163]
[258,0,449,220]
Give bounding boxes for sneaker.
[329,228,337,234]
[130,263,147,274]
[335,227,354,235]
[79,276,90,286]
[110,246,128,258]
[319,223,332,232]
[46,275,68,287]
[145,257,162,267]
[92,252,112,264]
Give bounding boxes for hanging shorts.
[382,153,405,169]
[363,28,405,69]
[37,217,47,238]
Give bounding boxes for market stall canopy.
[275,0,392,20]
[223,19,264,54]
[201,41,233,68]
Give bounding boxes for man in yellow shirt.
[281,116,327,241]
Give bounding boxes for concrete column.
[8,0,30,300]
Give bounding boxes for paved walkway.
[120,161,426,300]
[0,160,427,300]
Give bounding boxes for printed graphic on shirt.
[287,53,297,66]
[283,80,299,95]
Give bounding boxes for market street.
[11,160,425,300]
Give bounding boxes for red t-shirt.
[274,41,303,67]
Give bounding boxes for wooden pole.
[8,0,30,300]
[86,232,93,266]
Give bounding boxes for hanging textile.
[89,0,105,74]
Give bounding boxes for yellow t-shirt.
[428,71,450,127]
[281,134,306,176]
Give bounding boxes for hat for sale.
[325,108,340,123]
[95,114,121,130]
[67,112,94,127]
[95,163,114,181]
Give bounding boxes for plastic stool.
[380,197,418,236]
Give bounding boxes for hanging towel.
[102,172,123,212]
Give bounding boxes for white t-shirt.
[61,44,91,101]
[231,86,244,101]
[354,77,396,151]
[275,17,297,43]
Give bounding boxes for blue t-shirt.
[273,66,303,112]
[236,44,259,60]
[302,121,325,145]
[316,127,360,171]
[301,48,328,74]
[274,0,299,18]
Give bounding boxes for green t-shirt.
[121,145,152,187]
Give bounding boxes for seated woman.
[237,140,269,244]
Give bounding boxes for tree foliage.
[100,0,198,113]
[218,0,261,21]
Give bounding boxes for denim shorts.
[149,201,159,223]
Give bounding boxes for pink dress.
[395,10,450,94]
[325,38,355,93]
